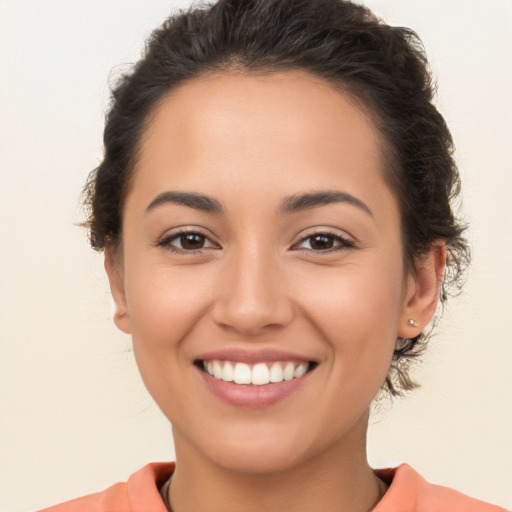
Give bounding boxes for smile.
[195,350,318,407]
[201,360,310,386]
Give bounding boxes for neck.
[168,413,385,512]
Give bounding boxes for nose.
[210,244,295,336]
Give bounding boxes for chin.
[193,421,327,475]
[209,444,306,475]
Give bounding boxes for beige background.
[1,0,511,510]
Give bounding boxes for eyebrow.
[145,191,224,215]
[145,189,372,217]
[280,191,373,217]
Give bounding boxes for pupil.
[181,233,204,250]
[311,235,333,250]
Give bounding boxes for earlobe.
[398,242,447,338]
[104,247,132,334]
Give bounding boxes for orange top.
[373,465,507,512]
[38,462,507,512]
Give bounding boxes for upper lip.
[194,348,316,365]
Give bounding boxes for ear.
[104,247,132,334]
[398,242,447,338]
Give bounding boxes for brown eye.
[309,234,335,250]
[179,233,206,250]
[294,232,353,252]
[158,230,218,252]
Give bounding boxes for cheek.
[298,255,404,327]
[124,261,213,348]
[121,260,216,418]
[294,255,404,377]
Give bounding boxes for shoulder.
[37,462,175,512]
[373,463,508,512]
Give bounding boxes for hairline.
[112,66,414,278]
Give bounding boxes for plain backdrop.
[0,1,511,510]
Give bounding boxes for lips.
[194,349,317,407]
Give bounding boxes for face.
[107,71,439,474]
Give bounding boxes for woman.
[20,0,506,510]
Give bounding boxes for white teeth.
[269,362,284,383]
[233,362,252,384]
[203,359,311,385]
[222,361,234,382]
[283,362,295,381]
[294,362,308,378]
[213,360,223,380]
[251,363,270,385]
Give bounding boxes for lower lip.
[198,367,313,408]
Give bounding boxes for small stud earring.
[408,319,419,327]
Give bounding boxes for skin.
[105,70,445,512]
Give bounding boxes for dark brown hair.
[82,0,469,396]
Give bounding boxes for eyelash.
[292,230,354,253]
[157,229,354,254]
[157,229,219,254]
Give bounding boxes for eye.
[293,232,354,252]
[158,230,219,253]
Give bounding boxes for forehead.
[129,70,393,217]
[141,70,381,161]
